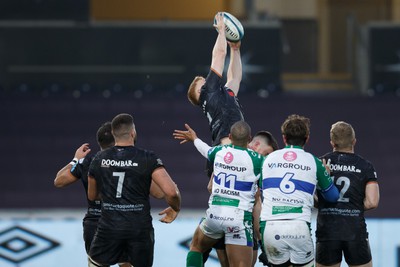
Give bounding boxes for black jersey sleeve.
[88,152,101,180]
[148,151,165,173]
[71,155,93,180]
[365,161,378,183]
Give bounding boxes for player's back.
[260,146,319,223]
[208,145,262,212]
[200,70,244,146]
[317,151,377,241]
[89,146,161,237]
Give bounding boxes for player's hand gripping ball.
[214,12,244,42]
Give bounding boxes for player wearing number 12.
[316,121,379,267]
[87,113,181,267]
[260,114,339,267]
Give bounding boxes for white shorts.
[261,220,314,265]
[199,206,253,247]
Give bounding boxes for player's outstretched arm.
[173,124,211,158]
[54,143,91,187]
[173,123,198,144]
[211,12,227,76]
[225,41,242,95]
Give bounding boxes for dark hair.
[255,131,279,151]
[96,122,114,149]
[111,113,134,139]
[281,114,310,147]
[230,121,251,147]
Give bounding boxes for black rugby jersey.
[88,145,164,237]
[71,154,102,220]
[316,151,378,241]
[199,69,244,146]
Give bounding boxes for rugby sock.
[186,251,203,267]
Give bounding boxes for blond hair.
[330,121,355,150]
[187,76,203,106]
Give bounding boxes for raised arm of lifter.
[210,12,227,76]
[225,41,242,95]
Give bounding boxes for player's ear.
[330,140,335,149]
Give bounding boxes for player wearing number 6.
[316,121,379,267]
[87,113,181,267]
[260,114,339,267]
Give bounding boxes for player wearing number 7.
[87,113,181,267]
[260,114,339,267]
[315,121,379,267]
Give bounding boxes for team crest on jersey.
[224,152,234,164]
[283,151,297,161]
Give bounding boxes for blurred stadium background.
[0,0,399,266]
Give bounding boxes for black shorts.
[89,228,154,267]
[316,239,372,266]
[83,219,99,253]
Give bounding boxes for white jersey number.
[280,173,296,194]
[215,172,236,189]
[113,172,125,198]
[335,176,350,202]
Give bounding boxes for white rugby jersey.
[260,146,332,223]
[208,144,263,212]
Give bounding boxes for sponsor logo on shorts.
[274,234,306,240]
[233,234,241,239]
[283,151,297,161]
[210,213,234,221]
[227,226,240,233]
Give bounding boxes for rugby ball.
[214,12,244,42]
